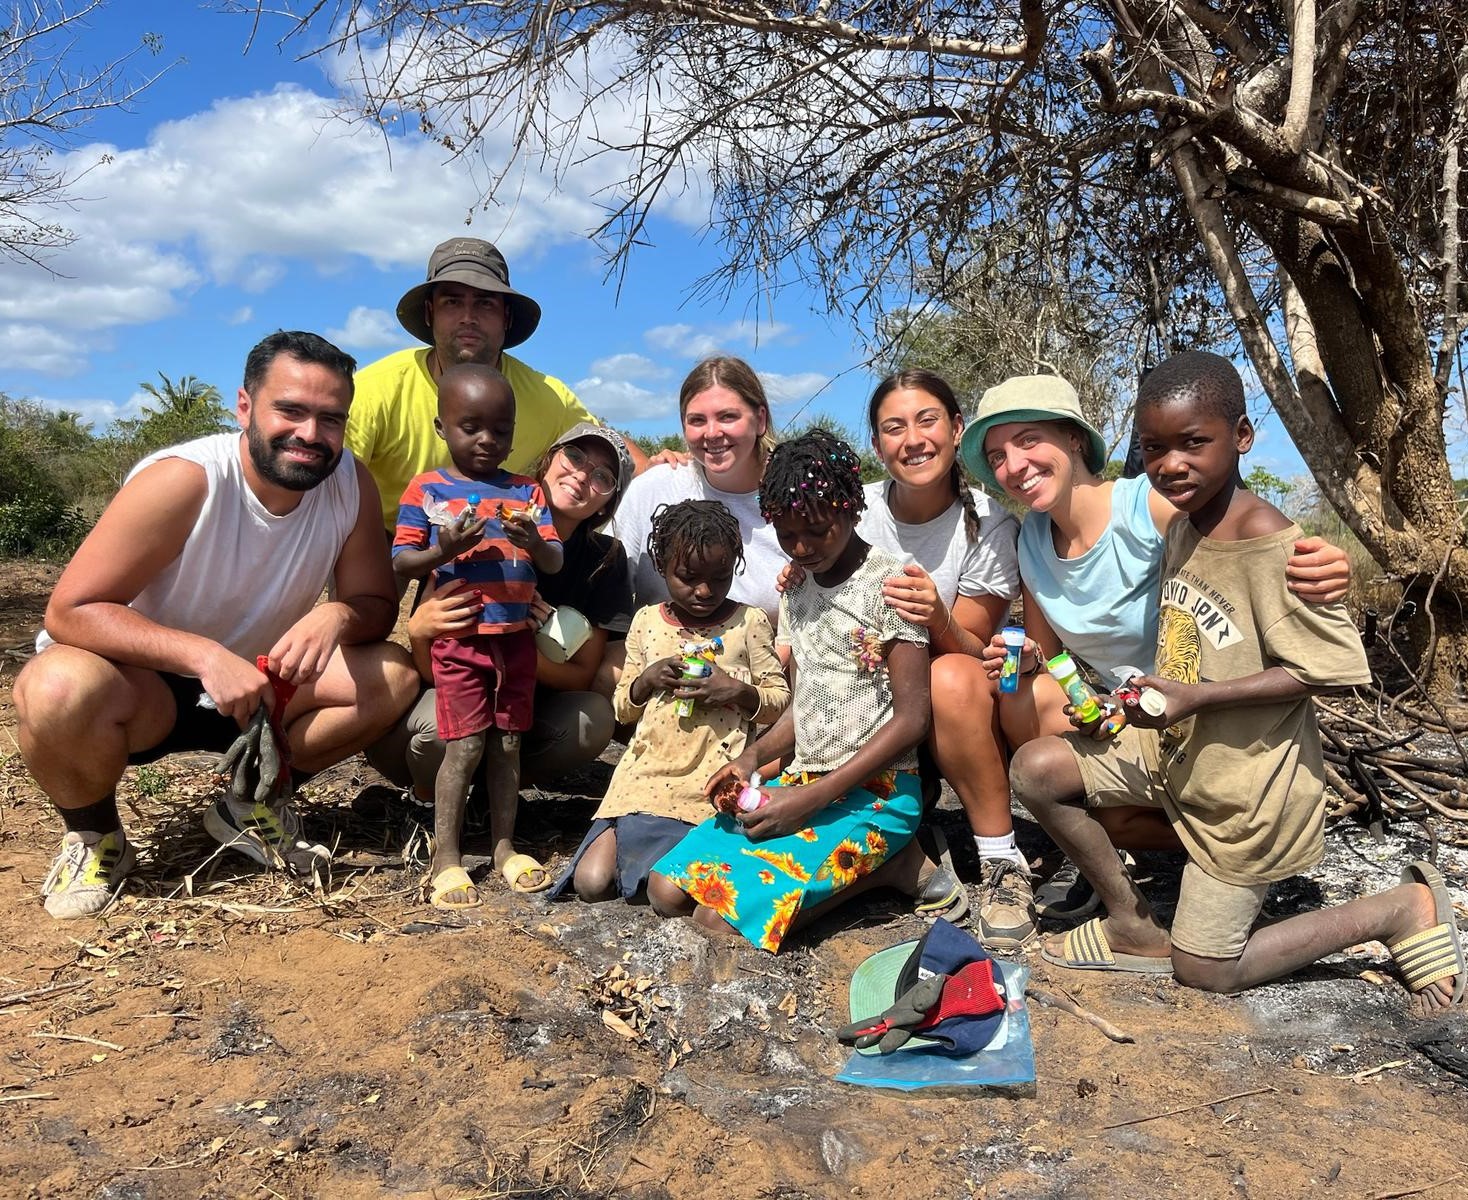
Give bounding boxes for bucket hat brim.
[396,239,542,350]
[958,375,1107,495]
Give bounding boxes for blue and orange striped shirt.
[393,468,560,635]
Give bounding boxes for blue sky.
[2,2,1347,483]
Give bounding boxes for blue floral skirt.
[651,768,922,952]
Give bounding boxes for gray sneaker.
[1034,850,1136,921]
[975,857,1036,950]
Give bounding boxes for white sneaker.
[41,830,136,919]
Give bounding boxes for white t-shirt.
[856,480,1021,607]
[609,462,787,626]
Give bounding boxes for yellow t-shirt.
[346,346,594,528]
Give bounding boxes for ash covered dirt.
[2,560,1467,1199]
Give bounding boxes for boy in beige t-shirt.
[1009,352,1463,1015]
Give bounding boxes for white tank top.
[38,433,360,663]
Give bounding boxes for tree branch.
[1282,0,1316,152]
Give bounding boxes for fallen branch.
[0,980,90,1007]
[1026,986,1135,1044]
[0,1093,57,1104]
[1099,1085,1277,1131]
[33,1031,125,1051]
[1374,1171,1467,1200]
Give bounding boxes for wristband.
[1023,651,1044,677]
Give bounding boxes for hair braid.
[647,499,744,577]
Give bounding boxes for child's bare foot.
[1384,863,1465,1018]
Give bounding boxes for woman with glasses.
[367,424,636,836]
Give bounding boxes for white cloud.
[586,352,668,382]
[644,319,792,358]
[28,389,153,431]
[0,324,92,376]
[758,370,830,409]
[327,306,403,350]
[572,375,677,423]
[226,306,254,326]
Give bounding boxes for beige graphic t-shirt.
[1153,521,1371,885]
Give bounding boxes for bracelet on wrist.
[1024,652,1044,677]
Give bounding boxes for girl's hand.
[527,591,552,631]
[705,751,758,814]
[675,661,748,709]
[646,447,692,469]
[409,578,480,641]
[736,783,826,840]
[637,655,685,695]
[436,513,486,560]
[776,561,806,594]
[1285,536,1351,604]
[881,563,940,627]
[981,632,1042,681]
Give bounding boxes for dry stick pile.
[1318,686,1468,848]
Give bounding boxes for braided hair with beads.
[646,499,745,577]
[759,428,866,523]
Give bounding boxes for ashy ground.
[2,561,1466,1200]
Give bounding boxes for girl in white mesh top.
[649,431,955,952]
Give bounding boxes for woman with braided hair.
[649,431,950,952]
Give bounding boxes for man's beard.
[245,419,341,491]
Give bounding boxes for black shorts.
[127,672,242,766]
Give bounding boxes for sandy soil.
[2,560,1467,1200]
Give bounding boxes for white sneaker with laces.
[42,830,136,919]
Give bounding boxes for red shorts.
[431,628,537,741]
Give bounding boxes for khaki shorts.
[1065,727,1270,959]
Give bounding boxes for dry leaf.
[777,991,798,1018]
[363,1093,380,1105]
[601,1010,640,1040]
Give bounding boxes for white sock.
[975,833,1025,868]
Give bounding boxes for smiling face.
[238,353,349,492]
[540,438,619,525]
[427,281,508,369]
[434,369,515,481]
[1138,395,1252,516]
[872,385,961,490]
[664,542,736,622]
[681,384,768,491]
[981,419,1089,512]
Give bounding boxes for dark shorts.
[548,814,695,902]
[431,628,537,741]
[127,671,241,766]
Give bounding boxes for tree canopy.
[265,1,1466,693]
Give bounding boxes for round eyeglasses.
[559,442,619,496]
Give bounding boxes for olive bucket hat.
[396,238,543,349]
[958,374,1108,494]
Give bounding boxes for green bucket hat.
[958,374,1107,494]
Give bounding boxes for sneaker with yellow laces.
[41,830,136,919]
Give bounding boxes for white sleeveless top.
[38,433,360,663]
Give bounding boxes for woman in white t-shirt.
[611,356,788,627]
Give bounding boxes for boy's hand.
[1117,674,1194,729]
[502,507,542,550]
[1066,698,1126,740]
[436,514,486,560]
[675,662,748,709]
[737,783,826,839]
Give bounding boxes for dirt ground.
[3,559,1467,1200]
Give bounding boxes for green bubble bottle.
[1046,651,1103,723]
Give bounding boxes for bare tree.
[1,1,172,264]
[265,1,1468,698]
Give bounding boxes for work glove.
[837,972,949,1054]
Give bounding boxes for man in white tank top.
[14,331,420,919]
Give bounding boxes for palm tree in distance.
[138,372,222,417]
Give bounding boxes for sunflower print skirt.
[651,768,922,952]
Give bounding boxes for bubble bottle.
[736,772,767,812]
[1046,651,1103,724]
[999,625,1026,694]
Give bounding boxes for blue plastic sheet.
[835,962,1035,1092]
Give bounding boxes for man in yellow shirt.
[348,238,648,530]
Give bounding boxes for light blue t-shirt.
[1017,475,1163,685]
